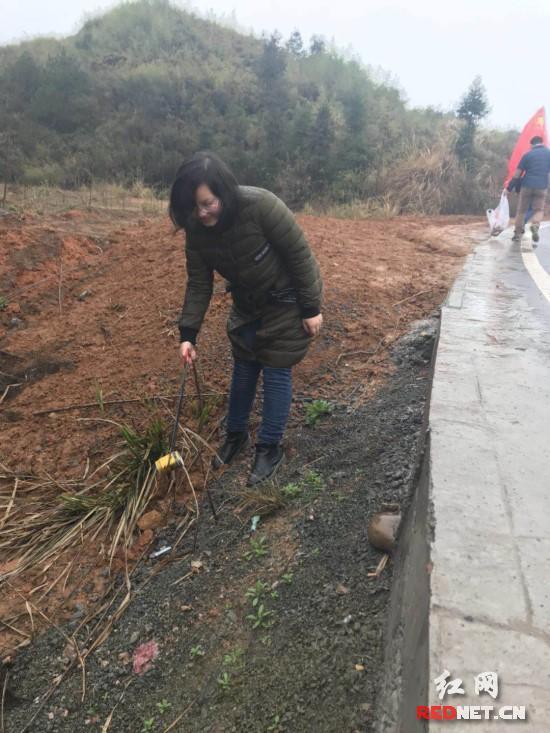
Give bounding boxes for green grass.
[156,699,172,715]
[244,535,269,560]
[194,394,222,431]
[59,416,168,519]
[190,644,205,659]
[246,603,275,629]
[223,648,244,667]
[117,418,167,476]
[217,671,231,691]
[267,714,283,732]
[304,399,333,427]
[280,470,325,503]
[245,580,269,606]
[281,482,302,499]
[303,470,324,491]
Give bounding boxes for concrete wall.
[373,327,438,733]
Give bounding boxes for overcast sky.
[2,0,549,130]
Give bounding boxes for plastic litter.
[149,545,171,560]
[132,640,159,675]
[486,193,510,236]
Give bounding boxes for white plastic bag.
[486,193,510,236]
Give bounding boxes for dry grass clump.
[232,482,286,517]
[303,195,399,220]
[2,182,166,216]
[382,139,465,215]
[0,416,202,584]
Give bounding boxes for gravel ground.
[4,316,437,733]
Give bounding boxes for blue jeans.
[226,320,292,445]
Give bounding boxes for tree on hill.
[29,49,97,134]
[310,35,326,55]
[0,129,24,204]
[286,30,304,57]
[307,102,335,193]
[455,76,489,169]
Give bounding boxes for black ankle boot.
[212,431,249,469]
[247,443,284,486]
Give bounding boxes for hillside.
[0,0,515,212]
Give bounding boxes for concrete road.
[428,224,550,730]
[534,224,550,274]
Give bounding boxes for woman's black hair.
[169,151,240,231]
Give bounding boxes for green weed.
[305,399,333,427]
[217,671,231,691]
[267,714,283,732]
[118,419,167,474]
[246,603,275,629]
[223,648,244,667]
[0,295,7,310]
[281,482,301,499]
[282,471,324,503]
[245,579,269,606]
[244,535,268,560]
[195,394,221,430]
[303,470,324,491]
[190,644,205,659]
[141,719,155,732]
[156,699,172,715]
[281,572,294,585]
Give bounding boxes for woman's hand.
[180,341,197,364]
[302,314,323,337]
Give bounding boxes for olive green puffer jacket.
[178,186,323,368]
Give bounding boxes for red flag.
[505,107,548,185]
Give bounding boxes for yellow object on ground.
[155,365,188,473]
[155,451,183,472]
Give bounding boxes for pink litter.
[132,640,159,675]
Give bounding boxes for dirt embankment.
[0,207,484,732]
[1,210,479,475]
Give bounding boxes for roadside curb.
[376,228,550,731]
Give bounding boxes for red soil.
[0,207,482,655]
